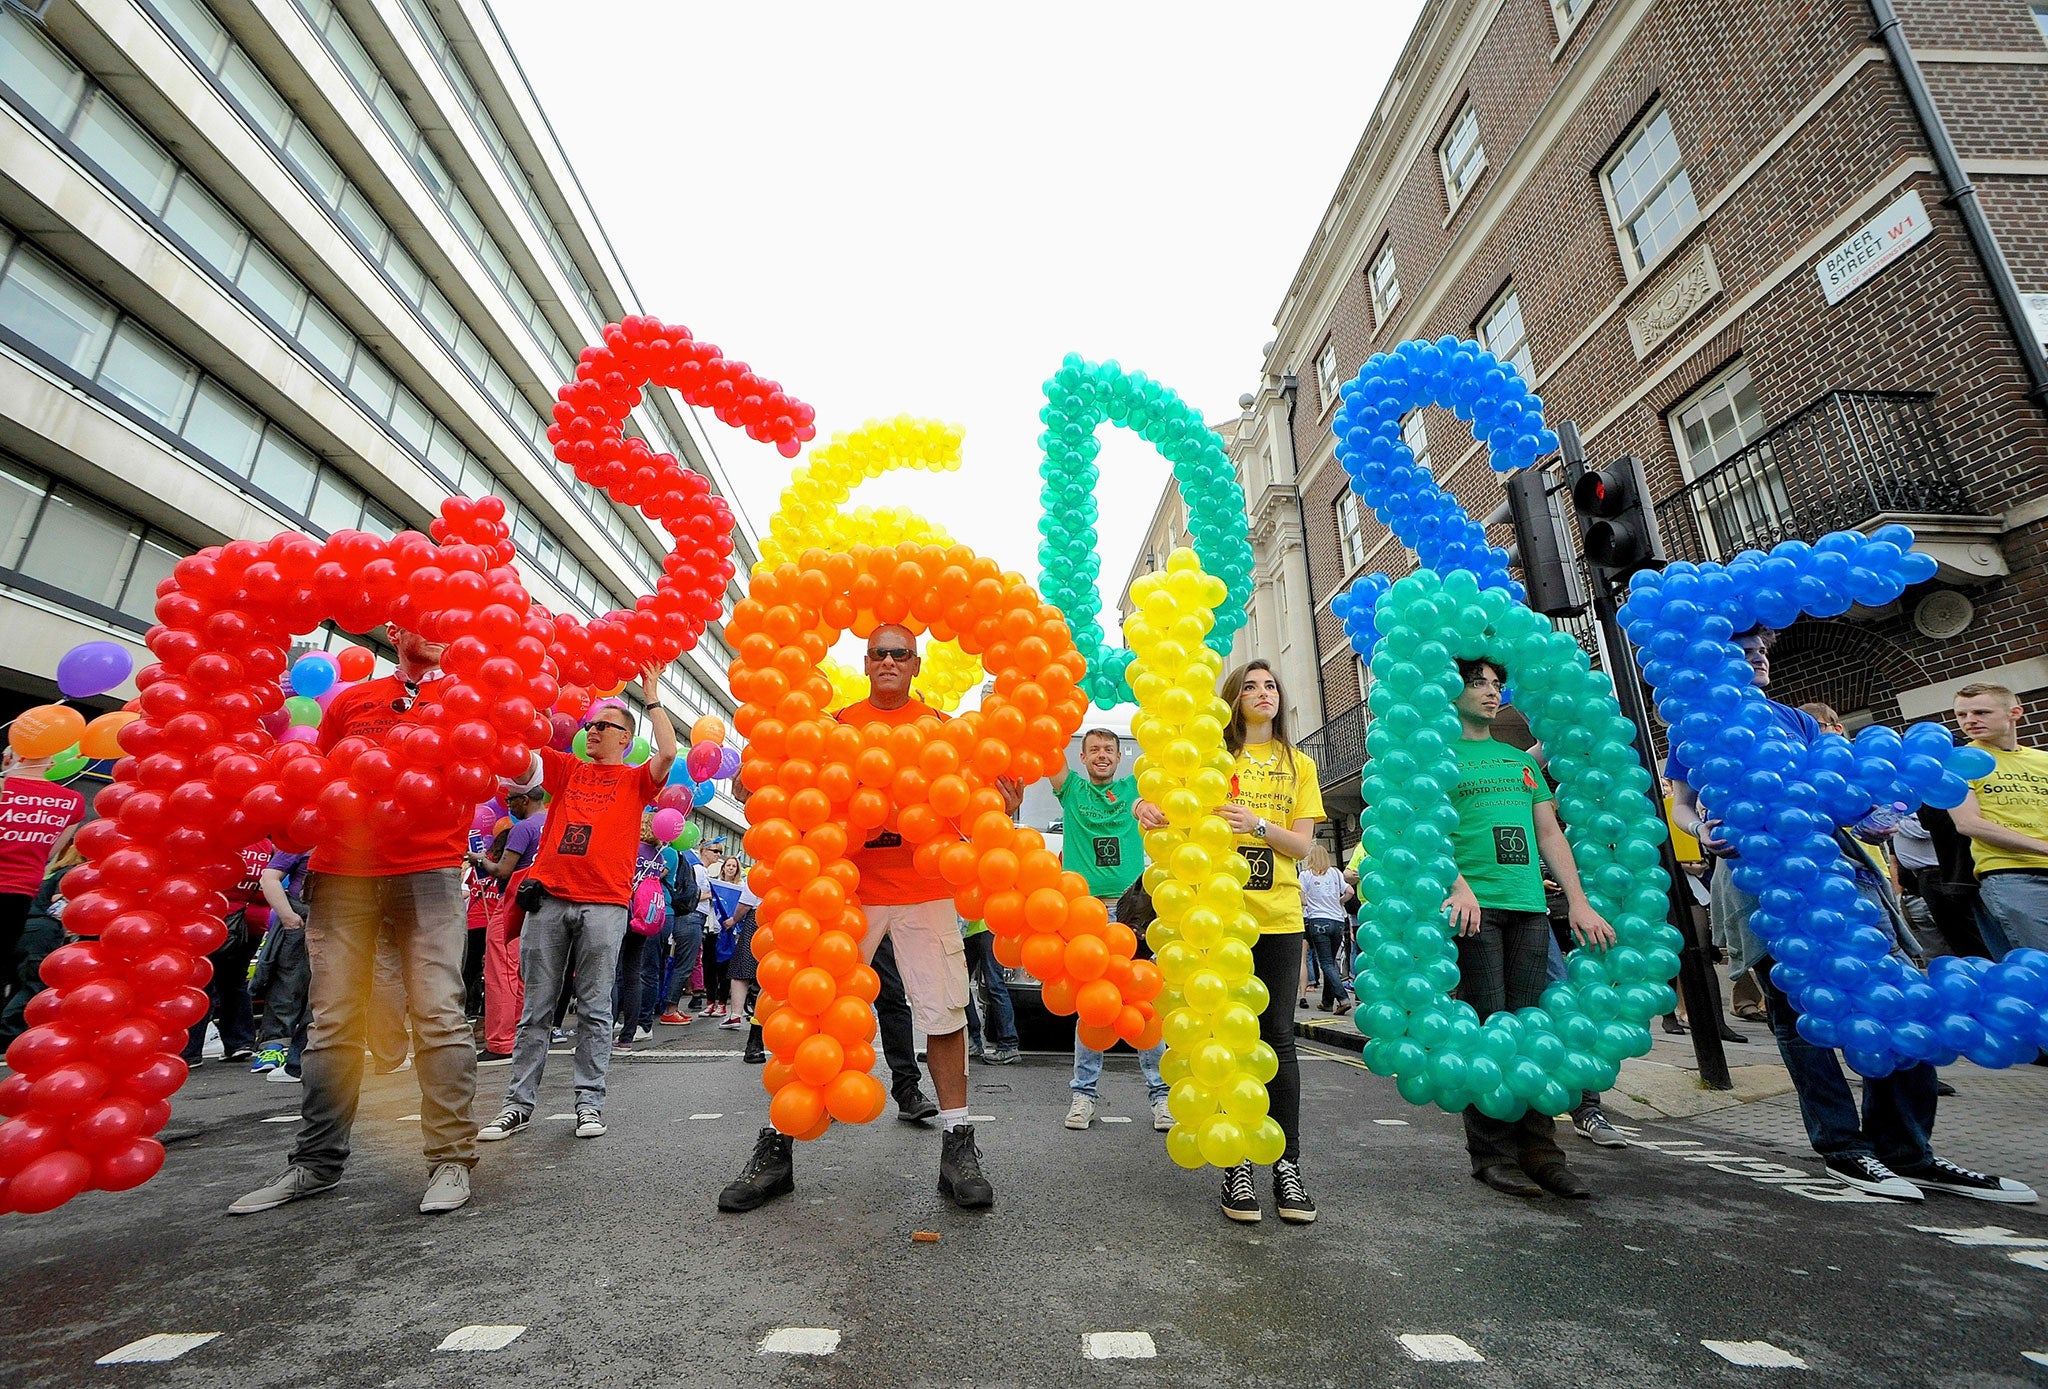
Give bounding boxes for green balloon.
[571,729,589,760]
[627,736,651,765]
[44,747,87,780]
[284,696,322,727]
[670,822,702,851]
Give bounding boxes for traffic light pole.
[1555,422,1732,1091]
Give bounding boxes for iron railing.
[1298,700,1369,789]
[1653,390,1975,563]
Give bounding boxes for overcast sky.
[494,0,1423,618]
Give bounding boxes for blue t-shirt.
[1664,699,1821,786]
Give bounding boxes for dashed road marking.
[688,1112,724,1120]
[759,1328,840,1355]
[436,1325,526,1352]
[1398,1334,1483,1363]
[479,1057,511,1067]
[1629,1141,1888,1203]
[396,1114,420,1122]
[1083,1331,1156,1360]
[1912,1224,2048,1274]
[1373,1119,1411,1126]
[1100,1116,1132,1124]
[259,1115,299,1124]
[2023,1350,2048,1367]
[545,1113,573,1121]
[1703,1340,1805,1368]
[967,1114,996,1123]
[96,1333,221,1364]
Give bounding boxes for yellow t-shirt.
[1965,742,2048,874]
[1228,742,1325,934]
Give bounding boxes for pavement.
[3,1026,2046,1388]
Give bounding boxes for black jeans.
[614,930,650,1039]
[1304,917,1350,1010]
[184,912,258,1061]
[0,893,29,1016]
[872,935,923,1104]
[1454,908,1566,1173]
[1253,931,1305,1162]
[462,924,487,1017]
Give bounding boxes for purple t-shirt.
[504,810,547,872]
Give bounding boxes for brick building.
[1221,0,2048,840]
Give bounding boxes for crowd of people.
[1,616,2042,1224]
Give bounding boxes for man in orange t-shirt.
[231,625,481,1219]
[720,625,1019,1215]
[479,662,675,1143]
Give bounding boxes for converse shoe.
[1222,1161,1261,1223]
[228,1164,337,1215]
[938,1124,995,1209]
[1151,1097,1175,1132]
[658,1009,693,1025]
[1895,1155,2039,1204]
[478,1107,532,1142]
[1572,1108,1629,1148]
[1064,1095,1096,1130]
[717,1127,794,1212]
[574,1106,606,1139]
[1824,1153,1922,1200]
[719,1013,747,1030]
[1274,1158,1317,1224]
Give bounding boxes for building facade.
[0,0,756,838]
[1234,0,2048,841]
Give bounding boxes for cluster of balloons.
[3,317,801,1213]
[1351,570,1679,1117]
[652,714,736,837]
[1618,528,2048,1074]
[6,642,142,782]
[1035,355,1253,706]
[759,417,985,712]
[1327,337,1556,652]
[731,542,1161,1138]
[1121,550,1283,1170]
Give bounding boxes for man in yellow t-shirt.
[1951,682,2048,956]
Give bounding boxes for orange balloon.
[1018,851,1063,894]
[761,1057,797,1093]
[810,930,861,978]
[79,711,137,760]
[774,909,821,957]
[769,1081,826,1136]
[982,890,1027,936]
[691,714,727,745]
[1076,979,1123,1028]
[1128,959,1164,1001]
[843,1040,876,1073]
[1104,922,1138,958]
[786,966,837,1016]
[992,934,1024,969]
[848,789,890,828]
[824,1069,887,1123]
[977,849,1019,892]
[821,995,877,1045]
[1065,934,1109,982]
[1021,933,1067,982]
[1024,888,1069,934]
[842,964,881,1003]
[793,1033,846,1087]
[1076,1021,1121,1052]
[1117,1004,1149,1043]
[928,773,970,818]
[755,950,799,997]
[763,1008,818,1058]
[1133,1009,1165,1051]
[10,704,84,759]
[1041,976,1078,1015]
[954,884,988,920]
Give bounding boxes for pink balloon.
[471,802,500,836]
[548,711,577,751]
[314,681,352,710]
[651,808,685,843]
[279,726,317,744]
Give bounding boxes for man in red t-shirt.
[0,748,85,1020]
[231,625,481,1218]
[720,625,1019,1215]
[478,661,675,1142]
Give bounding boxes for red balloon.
[68,1096,147,1156]
[56,978,136,1031]
[139,988,209,1033]
[0,1114,64,1177]
[94,1137,165,1192]
[28,1062,111,1115]
[119,1053,190,1103]
[89,1018,168,1074]
[7,1150,92,1213]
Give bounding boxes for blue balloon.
[691,779,715,808]
[289,653,337,697]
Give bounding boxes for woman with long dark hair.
[1138,659,1325,1224]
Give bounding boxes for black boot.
[717,1127,794,1212]
[938,1124,995,1209]
[743,1023,765,1064]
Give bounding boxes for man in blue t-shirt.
[1669,628,2033,1205]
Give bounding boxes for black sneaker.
[1222,1161,1261,1223]
[1895,1155,2038,1204]
[1274,1158,1317,1224]
[743,1023,766,1065]
[938,1124,995,1209]
[478,1107,531,1142]
[1823,1153,1921,1200]
[897,1089,940,1123]
[1572,1108,1629,1148]
[717,1128,795,1212]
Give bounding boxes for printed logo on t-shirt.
[1521,766,1538,791]
[558,822,594,857]
[1093,836,1121,868]
[1493,825,1530,866]
[1242,846,1275,893]
[864,830,904,851]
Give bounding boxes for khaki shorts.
[859,899,970,1037]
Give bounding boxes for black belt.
[1978,867,2048,880]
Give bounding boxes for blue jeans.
[1976,871,2048,958]
[1755,953,1936,1169]
[1070,896,1166,1102]
[1305,917,1351,1010]
[963,931,1016,1050]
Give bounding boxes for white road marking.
[1373,1119,1410,1126]
[1100,1116,1132,1124]
[967,1114,996,1123]
[1398,1334,1483,1362]
[688,1112,724,1120]
[1629,1141,1889,1203]
[259,1115,300,1124]
[2013,1251,2048,1272]
[479,1058,511,1067]
[396,1114,420,1122]
[436,1325,526,1352]
[545,1113,573,1121]
[96,1333,221,1364]
[1703,1340,1807,1368]
[759,1328,839,1355]
[1912,1224,2048,1249]
[2023,1350,2048,1367]
[1083,1331,1156,1360]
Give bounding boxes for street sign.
[1817,189,1931,306]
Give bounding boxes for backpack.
[629,873,670,937]
[668,857,702,918]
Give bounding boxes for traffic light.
[1572,455,1665,581]
[1486,468,1586,618]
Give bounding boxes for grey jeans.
[504,892,630,1114]
[291,869,477,1181]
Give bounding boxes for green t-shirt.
[1449,739,1552,913]
[1055,771,1143,899]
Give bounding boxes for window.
[17,485,138,607]
[217,49,290,143]
[1553,0,1593,30]
[1316,340,1341,415]
[236,243,306,330]
[1479,288,1535,385]
[163,176,247,274]
[1335,490,1366,572]
[72,92,175,212]
[1440,103,1486,203]
[308,470,363,534]
[1402,412,1433,476]
[250,432,318,512]
[1670,362,1784,558]
[0,457,42,566]
[1604,105,1698,272]
[294,299,355,379]
[182,379,263,473]
[98,321,197,428]
[2035,6,2047,46]
[0,246,115,372]
[120,535,182,622]
[1369,243,1401,327]
[0,8,85,126]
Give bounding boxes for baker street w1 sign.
[1818,189,1931,307]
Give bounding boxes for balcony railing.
[1298,700,1368,788]
[1653,390,1976,563]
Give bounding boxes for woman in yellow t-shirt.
[1138,659,1324,1226]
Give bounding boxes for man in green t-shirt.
[1445,658,1615,1201]
[1050,728,1170,1133]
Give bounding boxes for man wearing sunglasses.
[721,625,1021,1214]
[480,662,676,1144]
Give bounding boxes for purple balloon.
[548,711,578,751]
[716,744,742,780]
[56,641,133,699]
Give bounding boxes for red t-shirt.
[529,747,660,907]
[834,697,950,906]
[0,776,84,897]
[308,675,469,877]
[226,837,277,908]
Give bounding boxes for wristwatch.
[1254,817,1269,840]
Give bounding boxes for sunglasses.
[583,719,632,735]
[867,647,915,663]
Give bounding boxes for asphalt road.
[2,1034,2045,1388]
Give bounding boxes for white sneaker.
[419,1162,470,1213]
[1825,1153,1922,1201]
[228,1165,336,1215]
[1151,1097,1175,1132]
[1064,1095,1095,1130]
[266,1067,302,1084]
